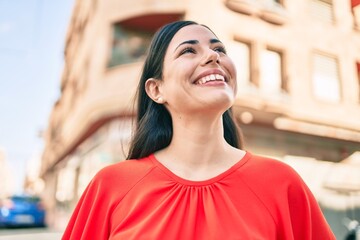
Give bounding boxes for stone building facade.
[40,0,360,237]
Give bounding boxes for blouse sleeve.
[62,172,114,240]
[279,166,336,240]
[244,156,336,239]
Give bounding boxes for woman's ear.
[145,78,165,104]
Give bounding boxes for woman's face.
[159,24,237,117]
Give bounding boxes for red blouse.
[62,152,335,240]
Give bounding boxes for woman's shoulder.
[240,152,312,207]
[92,155,156,186]
[242,152,304,185]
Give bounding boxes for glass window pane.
[56,167,76,202]
[312,53,341,102]
[260,49,282,94]
[309,0,333,23]
[229,41,251,92]
[352,3,360,29]
[108,25,153,68]
[357,62,360,102]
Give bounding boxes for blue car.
[0,195,46,227]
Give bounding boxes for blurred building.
[40,0,360,237]
[24,152,45,195]
[0,147,14,198]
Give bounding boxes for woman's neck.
[154,114,245,180]
[170,115,225,159]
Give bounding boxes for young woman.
[62,20,335,239]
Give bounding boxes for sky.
[0,0,75,193]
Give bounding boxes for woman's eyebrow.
[210,38,222,44]
[174,38,222,52]
[174,40,199,52]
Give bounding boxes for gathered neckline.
[148,151,251,186]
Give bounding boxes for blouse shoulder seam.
[238,176,279,230]
[109,165,158,219]
[236,155,279,231]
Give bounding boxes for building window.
[309,0,334,23]
[273,0,284,6]
[56,167,76,203]
[229,40,252,93]
[107,13,183,68]
[357,62,360,102]
[351,0,360,30]
[108,25,153,68]
[312,53,341,102]
[260,48,286,95]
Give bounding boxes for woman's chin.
[193,97,234,115]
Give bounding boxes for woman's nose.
[202,49,220,65]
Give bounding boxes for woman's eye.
[214,46,227,54]
[180,47,196,55]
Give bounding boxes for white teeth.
[216,74,224,81]
[197,74,225,85]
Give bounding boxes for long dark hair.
[127,20,243,159]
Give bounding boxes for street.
[0,227,62,240]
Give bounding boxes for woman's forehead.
[167,25,218,50]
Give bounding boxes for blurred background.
[1,0,360,239]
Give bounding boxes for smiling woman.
[62,20,335,240]
[144,25,238,151]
